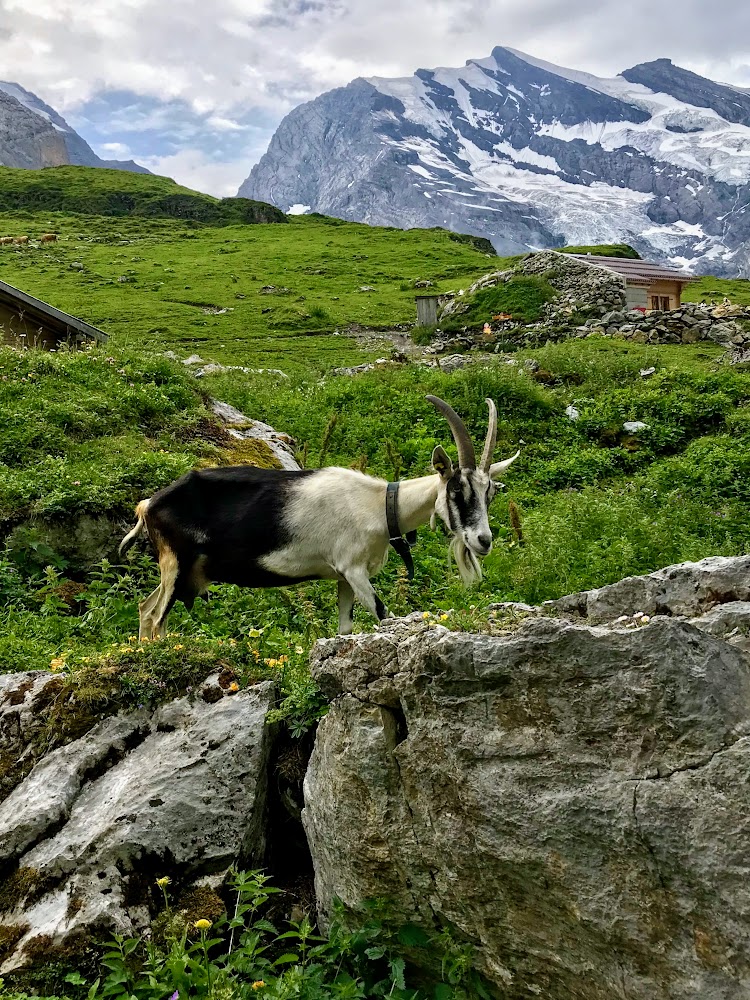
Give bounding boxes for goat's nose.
[476,533,492,554]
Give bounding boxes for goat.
[119,395,519,639]
[0,237,14,246]
[39,233,58,243]
[13,236,28,245]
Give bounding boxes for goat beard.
[449,535,483,587]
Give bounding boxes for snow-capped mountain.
[239,48,750,275]
[0,81,147,173]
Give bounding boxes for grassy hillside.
[3,169,750,997]
[560,243,640,259]
[0,205,499,372]
[0,166,286,225]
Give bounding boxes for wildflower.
[228,681,239,692]
[50,657,65,671]
[248,628,263,638]
[252,983,266,992]
[295,645,304,655]
[156,876,171,888]
[640,615,651,624]
[173,644,184,651]
[439,613,449,622]
[170,993,179,1000]
[422,612,431,620]
[194,919,212,931]
[128,635,137,642]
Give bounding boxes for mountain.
[0,81,148,174]
[239,48,750,276]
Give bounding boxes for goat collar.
[386,481,417,581]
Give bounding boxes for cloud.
[139,147,260,197]
[1,0,749,195]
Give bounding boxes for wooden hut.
[565,254,698,310]
[0,277,107,349]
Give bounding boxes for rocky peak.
[0,82,148,173]
[240,48,750,275]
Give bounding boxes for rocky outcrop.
[0,675,275,973]
[0,82,147,173]
[304,556,750,998]
[240,47,750,274]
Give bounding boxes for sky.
[1,0,749,196]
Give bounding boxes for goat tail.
[119,499,151,558]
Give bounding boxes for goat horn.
[480,398,497,472]
[426,395,476,469]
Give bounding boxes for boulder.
[304,567,750,998]
[0,679,275,973]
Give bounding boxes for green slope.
[0,202,499,372]
[0,165,286,224]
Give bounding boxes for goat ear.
[489,450,520,480]
[432,445,453,480]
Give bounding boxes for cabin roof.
[0,277,108,343]
[564,254,698,286]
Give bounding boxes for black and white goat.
[119,395,519,638]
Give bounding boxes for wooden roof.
[0,277,107,343]
[565,254,698,286]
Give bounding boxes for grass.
[2,167,750,992]
[684,275,750,306]
[560,243,640,259]
[0,166,285,225]
[0,189,498,374]
[442,274,557,330]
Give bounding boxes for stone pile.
[580,300,750,348]
[433,251,750,354]
[438,250,626,332]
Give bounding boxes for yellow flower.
[422,612,431,620]
[173,644,184,651]
[295,645,304,655]
[439,614,449,622]
[128,635,137,642]
[194,919,212,931]
[248,628,263,638]
[252,983,266,991]
[228,682,239,692]
[156,876,171,888]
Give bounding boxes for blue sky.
[1,0,749,195]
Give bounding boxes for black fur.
[145,466,320,606]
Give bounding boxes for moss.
[212,436,282,470]
[177,885,226,927]
[0,922,29,963]
[0,868,40,912]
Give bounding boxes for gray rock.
[238,50,750,273]
[0,84,148,173]
[0,681,275,973]
[304,610,750,998]
[210,399,299,471]
[545,554,750,622]
[623,420,649,432]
